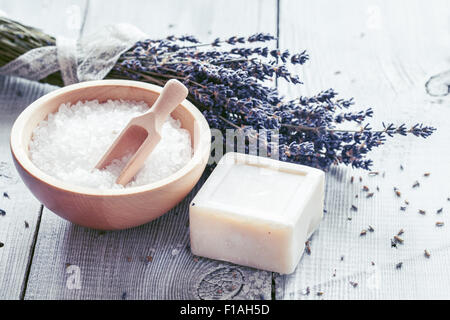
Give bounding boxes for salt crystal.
[29,100,192,189]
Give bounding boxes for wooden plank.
[0,0,88,299]
[81,0,275,41]
[0,0,87,38]
[0,77,57,299]
[24,181,272,299]
[24,0,277,299]
[275,0,450,299]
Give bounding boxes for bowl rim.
[10,79,211,197]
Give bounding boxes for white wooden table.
[1,0,449,300]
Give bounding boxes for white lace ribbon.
[0,24,146,86]
[56,37,78,85]
[0,46,59,81]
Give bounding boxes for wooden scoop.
[95,79,189,185]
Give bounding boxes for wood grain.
[23,0,277,299]
[0,0,88,299]
[0,0,87,39]
[82,0,274,41]
[275,0,450,299]
[4,0,448,300]
[0,76,55,299]
[24,180,272,299]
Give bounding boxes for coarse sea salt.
[29,100,192,189]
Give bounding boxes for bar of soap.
[189,152,325,274]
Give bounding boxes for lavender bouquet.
[0,17,435,171]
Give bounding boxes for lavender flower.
[0,17,434,171]
[108,33,435,171]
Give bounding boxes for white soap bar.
[189,152,325,274]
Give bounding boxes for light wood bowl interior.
[10,80,211,230]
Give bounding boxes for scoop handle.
[151,79,188,130]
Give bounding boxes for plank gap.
[274,0,281,88]
[276,0,280,47]
[19,205,44,300]
[271,0,281,300]
[78,0,90,39]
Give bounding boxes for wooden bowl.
[10,80,211,230]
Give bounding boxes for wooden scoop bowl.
[96,79,189,185]
[10,80,211,230]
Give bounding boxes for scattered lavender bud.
[424,250,431,258]
[396,262,403,269]
[3,192,9,199]
[419,209,426,215]
[397,229,405,236]
[349,281,358,288]
[368,225,375,232]
[360,229,367,236]
[391,239,398,248]
[24,221,29,228]
[437,208,443,214]
[351,205,358,211]
[412,181,420,188]
[363,185,369,192]
[0,242,3,248]
[305,241,311,255]
[436,222,445,227]
[0,209,5,216]
[394,235,404,244]
[424,172,430,177]
[367,192,374,198]
[400,206,406,211]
